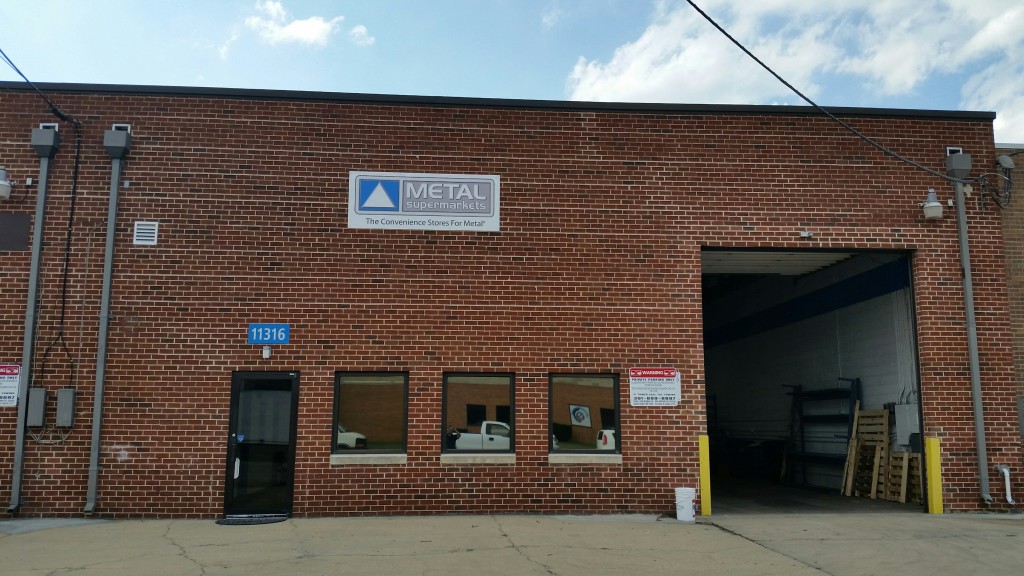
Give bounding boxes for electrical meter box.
[56,388,76,428]
[27,387,47,427]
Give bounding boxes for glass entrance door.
[224,371,299,517]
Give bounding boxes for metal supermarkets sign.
[628,367,681,407]
[348,171,500,232]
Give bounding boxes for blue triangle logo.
[358,180,400,211]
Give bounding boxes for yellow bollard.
[699,435,712,516]
[925,437,943,514]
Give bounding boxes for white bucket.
[675,487,697,522]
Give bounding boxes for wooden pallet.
[907,453,923,504]
[856,409,890,445]
[884,451,911,503]
[839,400,861,496]
[851,441,888,498]
[843,408,891,499]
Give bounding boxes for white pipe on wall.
[997,466,1015,505]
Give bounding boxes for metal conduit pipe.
[8,127,61,515]
[84,127,131,515]
[948,153,993,505]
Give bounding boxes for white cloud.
[962,51,1024,143]
[542,5,563,30]
[833,1,1023,94]
[349,25,375,47]
[219,31,239,60]
[567,4,838,103]
[245,0,342,46]
[566,0,1024,140]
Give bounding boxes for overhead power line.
[0,45,81,126]
[684,0,966,185]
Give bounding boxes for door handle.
[234,457,240,479]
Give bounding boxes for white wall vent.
[133,221,159,246]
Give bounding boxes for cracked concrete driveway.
[6,511,1024,575]
[0,515,818,576]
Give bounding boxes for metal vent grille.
[133,221,159,246]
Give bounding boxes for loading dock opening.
[702,248,925,512]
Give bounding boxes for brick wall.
[0,85,1019,517]
[998,146,1024,438]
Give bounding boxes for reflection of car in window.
[596,429,617,450]
[336,424,367,449]
[452,421,511,450]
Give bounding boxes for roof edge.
[0,81,997,121]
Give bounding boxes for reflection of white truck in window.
[454,421,511,450]
[336,425,367,449]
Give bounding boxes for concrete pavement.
[710,510,1024,576]
[1,511,1023,575]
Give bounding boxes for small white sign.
[0,364,20,407]
[629,367,681,406]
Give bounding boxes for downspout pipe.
[948,153,994,505]
[84,127,131,515]
[8,127,61,515]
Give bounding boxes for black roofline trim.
[0,81,996,121]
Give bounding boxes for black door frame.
[224,371,300,518]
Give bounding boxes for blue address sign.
[248,324,290,345]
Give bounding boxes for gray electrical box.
[27,387,47,427]
[56,388,76,428]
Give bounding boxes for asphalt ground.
[2,510,1024,576]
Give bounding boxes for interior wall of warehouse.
[705,255,918,429]
[707,290,917,436]
[0,84,1020,516]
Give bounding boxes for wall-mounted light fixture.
[921,188,943,220]
[0,166,13,200]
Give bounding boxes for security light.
[0,166,12,200]
[921,189,943,220]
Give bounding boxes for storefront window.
[334,372,407,453]
[443,373,514,452]
[549,374,619,452]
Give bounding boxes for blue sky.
[2,0,1023,143]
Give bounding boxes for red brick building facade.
[0,83,1019,518]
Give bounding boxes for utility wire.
[0,45,81,126]
[1,44,85,388]
[685,0,966,185]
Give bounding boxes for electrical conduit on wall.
[7,127,61,514]
[84,127,131,515]
[949,154,994,505]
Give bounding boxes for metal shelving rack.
[782,377,861,490]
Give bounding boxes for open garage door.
[701,249,925,513]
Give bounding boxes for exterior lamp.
[0,166,12,200]
[921,188,943,220]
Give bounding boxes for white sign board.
[0,364,20,407]
[348,171,501,232]
[628,367,681,406]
